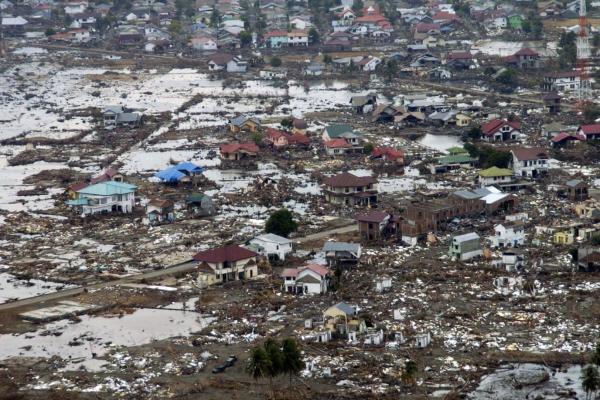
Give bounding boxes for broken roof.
[356,211,388,223]
[323,241,361,253]
[252,233,292,245]
[193,245,258,263]
[452,232,480,242]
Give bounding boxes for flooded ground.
[0,272,75,304]
[0,308,215,362]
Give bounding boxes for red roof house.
[481,119,521,142]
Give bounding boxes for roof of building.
[514,47,539,57]
[209,53,234,65]
[174,161,203,173]
[452,232,480,242]
[481,118,521,135]
[193,245,258,263]
[324,124,354,138]
[436,154,475,165]
[371,147,404,161]
[544,71,579,79]
[322,172,376,187]
[77,181,136,196]
[155,167,186,182]
[252,233,292,245]
[68,181,88,192]
[479,166,514,177]
[579,124,600,135]
[148,198,173,208]
[327,302,356,316]
[324,138,352,149]
[511,147,548,161]
[293,118,307,129]
[323,241,361,253]
[551,132,586,143]
[356,211,388,223]
[186,192,209,203]
[220,142,259,154]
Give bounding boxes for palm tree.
[402,360,418,386]
[246,347,271,381]
[582,365,599,400]
[282,338,305,387]
[264,338,283,397]
[592,342,600,367]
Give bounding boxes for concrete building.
[449,232,483,261]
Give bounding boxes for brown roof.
[209,53,234,65]
[510,147,548,161]
[148,199,173,208]
[323,172,377,187]
[356,211,388,223]
[193,245,258,263]
[68,181,88,192]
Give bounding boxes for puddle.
[0,308,215,362]
[417,134,463,153]
[0,272,75,304]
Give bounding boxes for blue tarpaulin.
[156,167,186,182]
[174,162,203,174]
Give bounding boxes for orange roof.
[324,138,352,148]
[220,142,259,154]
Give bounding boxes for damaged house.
[356,211,400,242]
[509,147,549,178]
[193,245,260,286]
[449,232,483,261]
[323,241,361,267]
[146,199,175,224]
[220,142,259,161]
[481,118,521,142]
[489,221,525,248]
[103,106,142,129]
[322,172,378,207]
[186,192,216,217]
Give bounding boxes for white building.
[281,264,330,294]
[510,147,549,178]
[288,30,309,46]
[489,222,525,248]
[248,233,293,261]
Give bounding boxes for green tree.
[169,20,182,35]
[363,142,374,154]
[323,54,332,64]
[280,117,294,130]
[240,30,253,47]
[251,131,264,145]
[270,57,282,67]
[582,365,599,400]
[281,338,304,387]
[558,31,577,68]
[583,105,600,124]
[265,209,298,237]
[210,8,221,27]
[45,27,56,37]
[308,27,319,44]
[467,126,482,140]
[352,0,364,16]
[246,347,272,381]
[402,360,418,385]
[264,338,284,386]
[384,59,398,82]
[496,68,516,86]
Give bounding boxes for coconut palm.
[592,342,600,367]
[581,364,599,400]
[246,347,271,381]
